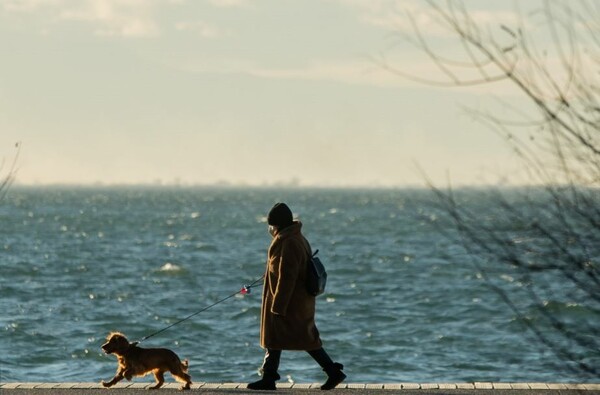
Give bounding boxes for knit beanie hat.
[267,202,293,228]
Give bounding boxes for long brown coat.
[260,222,322,351]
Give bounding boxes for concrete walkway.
[1,382,599,394]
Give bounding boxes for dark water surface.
[0,187,597,383]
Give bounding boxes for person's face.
[268,225,278,237]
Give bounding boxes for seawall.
[1,382,600,394]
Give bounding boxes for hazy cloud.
[61,0,161,37]
[2,0,172,37]
[1,0,60,12]
[207,0,249,8]
[174,20,229,38]
[248,59,404,88]
[330,0,520,38]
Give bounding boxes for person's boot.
[247,371,280,391]
[321,363,346,390]
[248,349,281,390]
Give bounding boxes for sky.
[0,0,564,187]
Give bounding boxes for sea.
[1,187,598,384]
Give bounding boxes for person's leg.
[307,348,346,391]
[247,349,281,391]
[307,348,334,369]
[261,349,282,377]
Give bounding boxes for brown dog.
[101,332,192,390]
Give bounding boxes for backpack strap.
[303,237,313,260]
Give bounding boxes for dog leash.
[137,275,264,344]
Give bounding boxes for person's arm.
[271,241,302,316]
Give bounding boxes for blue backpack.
[306,249,327,296]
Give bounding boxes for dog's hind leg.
[170,363,192,390]
[172,372,192,390]
[149,370,165,390]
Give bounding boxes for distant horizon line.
[10,181,424,190]
[9,180,581,190]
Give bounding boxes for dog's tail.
[181,359,189,372]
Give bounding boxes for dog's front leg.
[102,372,124,388]
[123,368,134,381]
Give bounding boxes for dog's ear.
[107,331,124,341]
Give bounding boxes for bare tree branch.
[393,0,599,378]
[0,142,21,201]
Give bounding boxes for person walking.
[247,202,346,391]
